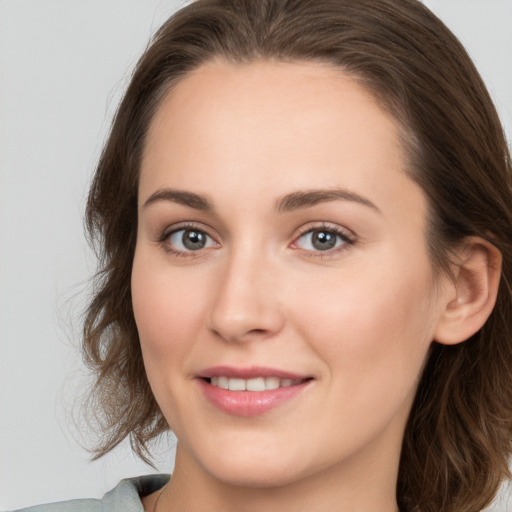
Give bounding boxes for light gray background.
[0,1,511,510]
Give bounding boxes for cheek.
[297,254,437,393]
[131,251,207,364]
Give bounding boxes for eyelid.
[294,222,356,240]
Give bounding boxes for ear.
[434,237,502,345]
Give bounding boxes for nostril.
[248,328,267,335]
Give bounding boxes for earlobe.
[434,237,502,345]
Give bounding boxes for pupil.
[312,231,336,250]
[183,230,205,250]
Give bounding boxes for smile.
[198,367,313,416]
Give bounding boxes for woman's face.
[132,60,451,488]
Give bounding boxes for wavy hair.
[82,1,512,510]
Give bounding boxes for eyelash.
[158,222,356,259]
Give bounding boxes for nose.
[207,248,285,343]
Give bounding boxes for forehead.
[143,59,404,160]
[139,59,420,220]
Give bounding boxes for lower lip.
[199,379,311,417]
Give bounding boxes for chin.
[206,458,307,489]
[187,437,311,489]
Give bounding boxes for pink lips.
[197,366,312,417]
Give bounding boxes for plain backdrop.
[0,1,511,510]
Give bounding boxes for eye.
[167,228,216,253]
[294,227,353,252]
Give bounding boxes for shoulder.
[8,474,170,512]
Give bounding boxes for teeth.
[228,378,246,391]
[209,376,302,391]
[265,376,280,390]
[246,377,266,391]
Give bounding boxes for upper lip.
[197,365,310,380]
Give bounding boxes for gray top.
[10,474,170,512]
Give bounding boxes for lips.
[197,366,313,416]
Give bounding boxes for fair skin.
[133,60,499,512]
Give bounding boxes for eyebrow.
[142,187,380,214]
[275,188,380,213]
[143,189,212,210]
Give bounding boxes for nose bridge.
[207,240,283,342]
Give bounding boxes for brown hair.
[83,1,512,510]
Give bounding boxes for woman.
[14,0,512,511]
